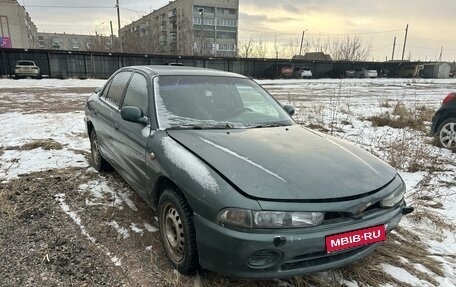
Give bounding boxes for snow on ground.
[0,78,106,89]
[0,111,89,178]
[0,78,455,286]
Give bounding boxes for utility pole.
[110,21,114,52]
[299,29,307,57]
[116,0,123,52]
[391,36,396,61]
[439,46,443,62]
[401,24,408,61]
[198,8,204,55]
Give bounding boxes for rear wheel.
[158,189,198,274]
[436,117,456,150]
[89,129,111,171]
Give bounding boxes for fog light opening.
[248,250,282,268]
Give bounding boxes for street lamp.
[198,8,204,55]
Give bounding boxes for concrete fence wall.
[0,48,439,79]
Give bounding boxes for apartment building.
[0,0,38,49]
[120,0,238,57]
[37,32,115,52]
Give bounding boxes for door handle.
[114,123,119,131]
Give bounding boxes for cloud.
[20,0,456,60]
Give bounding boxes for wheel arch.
[435,111,456,134]
[87,120,94,137]
[152,176,191,211]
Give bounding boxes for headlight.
[253,211,324,228]
[218,208,253,228]
[381,180,406,207]
[218,208,324,229]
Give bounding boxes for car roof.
[123,65,247,78]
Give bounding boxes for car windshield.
[17,61,35,66]
[155,76,294,129]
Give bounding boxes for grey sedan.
[84,66,413,279]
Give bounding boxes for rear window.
[17,61,35,66]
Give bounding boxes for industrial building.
[0,0,38,49]
[37,32,115,52]
[120,0,239,57]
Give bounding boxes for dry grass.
[338,227,444,287]
[20,138,63,151]
[410,208,456,235]
[366,102,436,132]
[383,135,441,173]
[0,183,17,218]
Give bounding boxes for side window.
[106,71,132,107]
[122,73,148,113]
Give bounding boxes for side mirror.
[283,105,295,116]
[121,106,148,125]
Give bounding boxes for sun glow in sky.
[24,0,456,61]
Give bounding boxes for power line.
[25,4,142,13]
[25,5,115,9]
[120,7,143,13]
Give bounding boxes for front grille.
[323,201,382,223]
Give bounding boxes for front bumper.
[194,202,405,279]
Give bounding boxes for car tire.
[158,189,199,274]
[436,117,456,150]
[89,129,111,171]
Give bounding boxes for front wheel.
[158,189,199,274]
[436,117,456,150]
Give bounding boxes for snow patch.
[107,221,130,239]
[55,193,96,243]
[144,223,158,232]
[79,180,138,211]
[382,264,433,286]
[55,193,122,267]
[161,137,219,192]
[80,180,124,209]
[130,223,144,235]
[1,148,87,179]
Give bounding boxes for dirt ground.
[0,84,453,287]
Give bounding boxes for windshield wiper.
[251,123,291,128]
[166,122,234,130]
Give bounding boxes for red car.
[432,93,456,150]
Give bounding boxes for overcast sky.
[23,0,456,61]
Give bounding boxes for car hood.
[167,126,396,201]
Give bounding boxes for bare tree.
[253,39,268,58]
[281,37,300,59]
[329,36,371,61]
[238,38,255,58]
[178,15,194,56]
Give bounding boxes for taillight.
[443,93,456,105]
